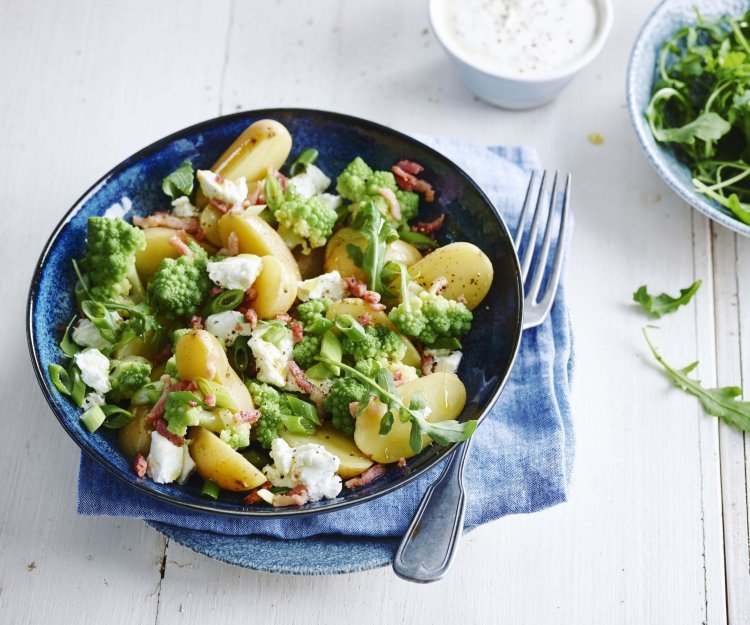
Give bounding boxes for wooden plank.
[714,224,750,624]
[0,0,230,623]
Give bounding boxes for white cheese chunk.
[74,348,111,394]
[288,164,331,200]
[146,432,184,484]
[424,349,463,375]
[263,438,342,502]
[296,270,345,302]
[248,335,290,388]
[196,169,249,206]
[171,196,198,217]
[207,254,263,290]
[205,311,254,346]
[177,445,196,485]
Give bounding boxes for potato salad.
[48,119,494,507]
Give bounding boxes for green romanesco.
[395,189,419,223]
[107,356,152,401]
[335,157,373,201]
[341,324,407,363]
[147,242,211,319]
[322,377,370,437]
[165,356,179,380]
[83,217,146,302]
[297,298,332,325]
[218,419,251,450]
[163,390,204,436]
[389,289,473,346]
[275,194,338,253]
[292,335,321,370]
[247,380,288,449]
[354,358,383,378]
[364,170,397,196]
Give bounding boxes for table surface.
[2,0,749,623]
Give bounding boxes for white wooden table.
[1,0,749,623]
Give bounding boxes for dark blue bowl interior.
[28,109,523,517]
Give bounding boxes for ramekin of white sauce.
[429,0,613,109]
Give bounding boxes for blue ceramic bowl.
[627,0,750,237]
[27,109,523,517]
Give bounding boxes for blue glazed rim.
[26,108,523,519]
[626,0,750,238]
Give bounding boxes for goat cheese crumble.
[425,349,463,375]
[171,196,198,217]
[207,254,263,291]
[263,438,342,501]
[74,348,111,394]
[197,169,249,206]
[248,329,294,388]
[72,313,121,350]
[288,164,331,200]
[297,270,345,302]
[205,311,254,346]
[146,432,184,484]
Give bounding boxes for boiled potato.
[199,205,223,246]
[175,330,254,413]
[195,119,293,209]
[282,423,373,479]
[354,372,467,463]
[218,211,301,282]
[119,406,153,460]
[188,426,266,491]
[409,242,493,310]
[134,227,196,280]
[253,255,297,319]
[326,299,421,368]
[324,228,422,282]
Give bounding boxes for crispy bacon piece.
[414,179,435,202]
[243,307,258,328]
[209,198,231,214]
[155,417,185,447]
[421,354,435,377]
[236,409,262,424]
[146,377,195,423]
[344,276,367,298]
[412,214,445,235]
[218,231,240,257]
[344,464,386,489]
[133,212,200,233]
[366,301,386,311]
[397,457,407,468]
[244,288,258,305]
[392,369,403,385]
[243,481,273,505]
[190,315,203,330]
[358,314,373,328]
[246,180,264,205]
[193,229,206,242]
[274,313,292,324]
[203,392,216,407]
[379,187,401,221]
[429,276,448,296]
[134,453,148,478]
[362,290,381,306]
[396,160,424,175]
[392,165,418,191]
[290,321,304,343]
[288,361,315,394]
[272,485,309,507]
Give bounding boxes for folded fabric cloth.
[78,137,575,538]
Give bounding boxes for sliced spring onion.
[81,300,118,342]
[269,486,290,494]
[203,289,244,316]
[80,405,106,433]
[59,317,79,357]
[48,363,72,395]
[288,148,319,177]
[131,380,165,406]
[280,413,316,436]
[256,488,275,505]
[194,377,238,411]
[319,330,342,375]
[303,317,334,336]
[397,226,438,249]
[261,325,288,347]
[305,362,335,380]
[286,395,320,425]
[70,367,87,408]
[231,336,250,374]
[334,314,366,342]
[101,405,135,430]
[201,479,220,500]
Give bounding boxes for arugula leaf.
[162,161,194,199]
[633,280,702,317]
[644,328,750,432]
[347,201,398,294]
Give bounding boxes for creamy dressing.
[438,0,599,77]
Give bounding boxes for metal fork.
[392,170,572,583]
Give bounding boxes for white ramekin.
[429,0,614,110]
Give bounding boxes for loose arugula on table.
[633,279,702,318]
[646,8,750,224]
[643,329,750,432]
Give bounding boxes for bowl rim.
[26,107,524,518]
[428,0,614,83]
[625,0,750,237]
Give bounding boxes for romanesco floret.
[354,358,382,378]
[163,390,204,436]
[275,195,338,253]
[297,298,332,326]
[107,356,152,401]
[165,356,179,380]
[147,242,211,319]
[323,377,370,437]
[364,170,398,196]
[219,424,251,449]
[342,324,407,363]
[335,157,373,201]
[247,381,287,449]
[395,189,419,223]
[389,290,473,345]
[83,217,146,302]
[292,335,321,370]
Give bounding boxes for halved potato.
[135,227,196,280]
[218,211,301,282]
[119,406,153,460]
[409,242,493,310]
[281,423,373,479]
[175,330,254,413]
[188,426,266,491]
[326,299,421,368]
[354,372,467,463]
[253,255,297,319]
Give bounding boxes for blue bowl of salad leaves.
[26,109,523,517]
[627,0,750,237]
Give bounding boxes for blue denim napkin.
[78,137,574,538]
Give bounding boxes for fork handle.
[392,440,471,583]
